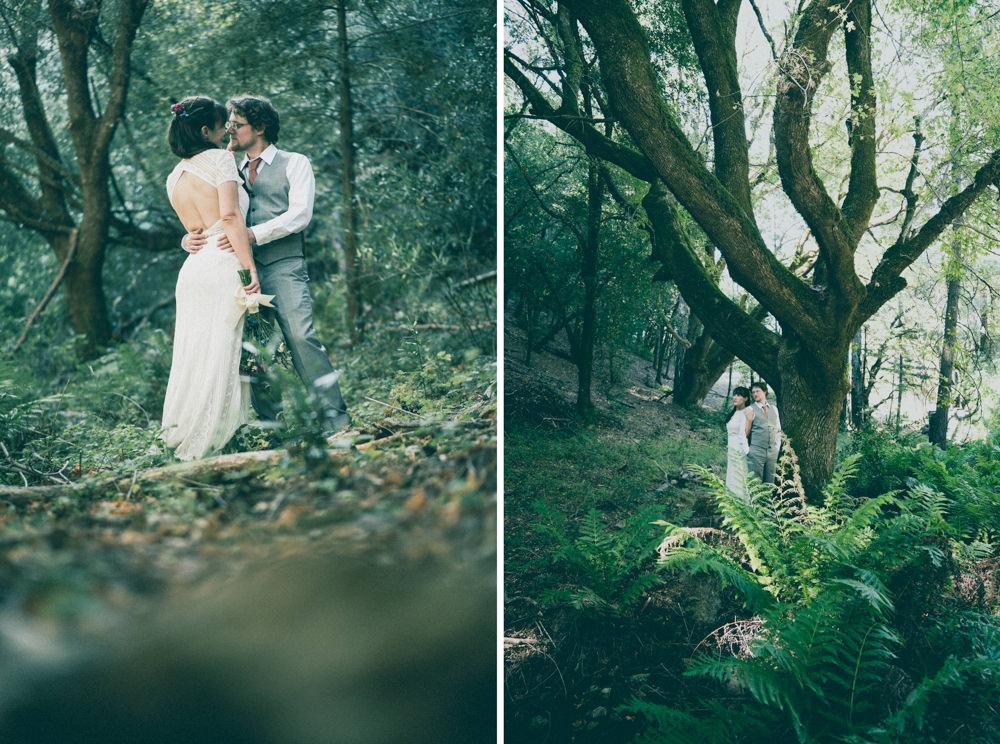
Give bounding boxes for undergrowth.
[507,396,1000,743]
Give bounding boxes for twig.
[665,322,693,350]
[383,321,495,333]
[12,228,78,353]
[362,395,423,418]
[748,0,778,60]
[453,270,497,288]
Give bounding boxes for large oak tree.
[507,0,1000,494]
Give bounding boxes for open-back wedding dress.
[725,407,752,498]
[161,148,251,460]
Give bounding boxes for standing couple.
[161,94,351,461]
[724,381,781,497]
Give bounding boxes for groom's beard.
[0,557,496,744]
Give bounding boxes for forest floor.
[504,327,737,743]
[0,330,497,736]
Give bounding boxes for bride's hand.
[243,271,260,295]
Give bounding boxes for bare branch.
[11,228,78,353]
[773,0,861,303]
[840,0,880,239]
[862,147,1000,321]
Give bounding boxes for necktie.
[762,404,769,416]
[247,157,262,186]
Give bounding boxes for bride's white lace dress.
[725,407,752,497]
[161,149,250,460]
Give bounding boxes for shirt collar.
[240,143,278,169]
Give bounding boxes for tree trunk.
[336,0,363,344]
[776,338,849,499]
[929,111,964,448]
[65,180,113,357]
[64,251,111,355]
[651,320,662,382]
[673,333,732,408]
[895,354,904,433]
[929,245,961,448]
[576,158,603,414]
[850,328,866,428]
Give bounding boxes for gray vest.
[245,149,305,265]
[749,402,780,452]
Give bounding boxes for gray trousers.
[252,256,349,426]
[748,444,778,485]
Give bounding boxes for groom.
[184,94,351,432]
[747,381,781,485]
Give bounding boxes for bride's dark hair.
[725,386,753,423]
[167,96,228,158]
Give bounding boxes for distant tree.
[0,0,150,356]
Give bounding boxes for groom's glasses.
[226,121,249,130]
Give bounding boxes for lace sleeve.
[210,149,240,186]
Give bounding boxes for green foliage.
[0,329,175,485]
[637,444,1000,742]
[533,502,663,618]
[849,424,1000,542]
[387,350,493,417]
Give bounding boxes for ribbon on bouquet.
[235,286,275,315]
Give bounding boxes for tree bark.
[929,108,965,448]
[776,334,849,497]
[850,328,866,429]
[575,157,603,414]
[39,0,149,357]
[929,238,962,448]
[336,0,363,344]
[673,333,732,408]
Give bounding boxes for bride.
[725,386,754,497]
[161,96,259,460]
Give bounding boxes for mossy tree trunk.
[1,0,149,358]
[507,0,1000,494]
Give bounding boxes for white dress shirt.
[239,143,315,246]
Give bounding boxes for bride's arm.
[218,181,259,293]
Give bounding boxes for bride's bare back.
[169,170,227,232]
[165,148,246,233]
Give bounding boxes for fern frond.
[658,545,774,613]
[885,654,1000,736]
[823,452,864,519]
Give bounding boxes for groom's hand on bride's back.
[182,228,233,253]
[182,227,205,253]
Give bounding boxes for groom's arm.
[248,153,315,246]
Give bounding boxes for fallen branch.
[0,423,480,506]
[503,636,541,647]
[453,270,496,288]
[12,228,78,353]
[0,449,287,506]
[383,321,496,333]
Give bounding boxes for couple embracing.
[160,94,351,461]
[724,381,781,497]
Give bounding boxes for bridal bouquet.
[237,268,275,315]
[236,269,291,380]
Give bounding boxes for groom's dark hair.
[227,94,280,144]
[751,380,768,395]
